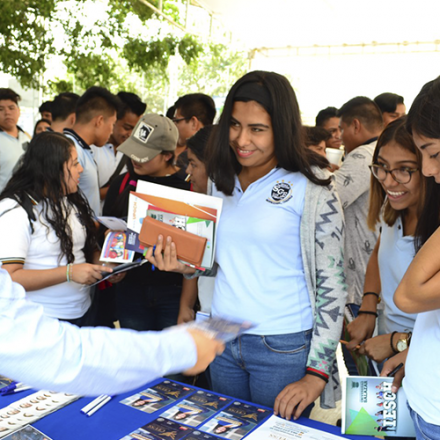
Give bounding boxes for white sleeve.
[0,269,197,396]
[0,201,31,264]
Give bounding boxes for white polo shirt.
[377,217,417,335]
[64,129,101,216]
[90,143,125,187]
[0,127,30,192]
[0,198,91,319]
[211,167,313,335]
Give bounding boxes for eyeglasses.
[369,164,419,184]
[172,117,189,124]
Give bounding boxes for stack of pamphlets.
[342,376,416,437]
[120,381,194,415]
[160,391,232,427]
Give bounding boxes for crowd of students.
[0,71,440,439]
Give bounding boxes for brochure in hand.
[0,425,53,440]
[184,317,254,344]
[100,231,135,264]
[120,381,194,414]
[159,390,232,427]
[126,181,223,270]
[91,258,148,286]
[199,402,271,439]
[342,376,416,437]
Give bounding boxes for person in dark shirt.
[102,114,190,331]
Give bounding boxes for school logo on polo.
[135,122,154,143]
[266,181,292,204]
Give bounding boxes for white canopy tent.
[196,0,440,123]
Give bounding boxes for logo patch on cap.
[134,122,154,143]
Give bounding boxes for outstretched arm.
[0,269,223,395]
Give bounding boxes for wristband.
[66,264,71,282]
[390,331,398,354]
[363,291,381,303]
[358,310,378,317]
[306,368,329,383]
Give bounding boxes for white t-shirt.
[90,143,125,188]
[0,129,30,192]
[0,198,91,319]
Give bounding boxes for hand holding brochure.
[183,317,254,343]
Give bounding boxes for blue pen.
[151,245,156,271]
[0,382,31,396]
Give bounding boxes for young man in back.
[335,97,382,310]
[374,92,406,127]
[315,106,343,150]
[39,100,53,122]
[64,87,120,217]
[50,92,80,133]
[172,93,216,168]
[0,88,31,192]
[91,91,146,202]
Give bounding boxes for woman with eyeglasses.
[346,117,424,366]
[381,77,440,440]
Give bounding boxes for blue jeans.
[408,403,440,440]
[116,284,181,331]
[210,330,313,415]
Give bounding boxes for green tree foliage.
[0,0,204,90]
[0,0,56,88]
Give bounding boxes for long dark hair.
[368,117,425,230]
[207,71,330,195]
[406,76,440,251]
[0,132,97,263]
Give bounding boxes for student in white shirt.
[0,88,31,192]
[382,77,440,440]
[347,118,422,364]
[0,132,121,325]
[64,87,120,217]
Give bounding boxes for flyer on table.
[120,380,194,414]
[342,376,416,437]
[245,415,346,440]
[199,401,270,439]
[160,390,232,427]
